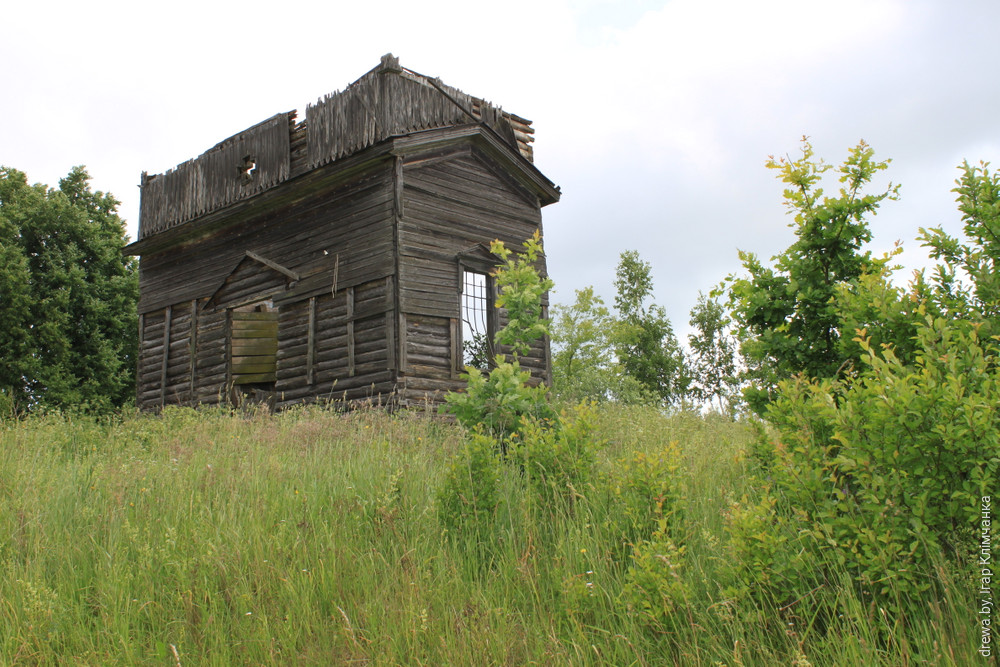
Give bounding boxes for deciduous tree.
[613,250,688,405]
[0,166,138,413]
[551,286,615,402]
[919,160,1000,328]
[686,292,740,412]
[726,138,899,413]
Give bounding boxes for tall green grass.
[0,405,979,665]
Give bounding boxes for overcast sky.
[5,0,999,336]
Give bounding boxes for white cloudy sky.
[5,0,999,334]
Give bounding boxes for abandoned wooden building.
[125,54,560,410]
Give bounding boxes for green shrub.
[513,403,597,507]
[442,360,554,443]
[436,431,502,536]
[622,524,690,633]
[727,315,1000,614]
[602,442,685,560]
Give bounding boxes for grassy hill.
[0,404,975,665]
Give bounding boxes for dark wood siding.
[192,306,227,405]
[135,159,398,409]
[397,146,549,402]
[139,113,293,239]
[134,131,554,411]
[137,301,198,408]
[274,276,397,408]
[137,162,395,315]
[210,256,290,309]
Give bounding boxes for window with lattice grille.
[461,269,494,371]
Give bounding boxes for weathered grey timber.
[126,54,559,410]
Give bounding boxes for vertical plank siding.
[139,113,293,239]
[306,297,316,385]
[305,57,527,171]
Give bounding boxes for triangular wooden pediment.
[206,251,297,309]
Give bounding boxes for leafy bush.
[436,431,502,536]
[489,231,553,358]
[513,403,597,507]
[727,314,1000,613]
[602,443,685,560]
[442,231,555,440]
[442,360,554,442]
[622,525,689,633]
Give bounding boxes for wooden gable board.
[207,253,294,310]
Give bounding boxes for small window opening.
[239,155,257,183]
[461,269,493,370]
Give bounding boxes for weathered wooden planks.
[136,165,395,315]
[132,56,557,411]
[140,113,293,239]
[396,149,550,388]
[305,56,529,170]
[230,311,278,385]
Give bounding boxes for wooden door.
[230,310,279,385]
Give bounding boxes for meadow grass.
[0,404,980,665]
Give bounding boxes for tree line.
[552,138,1000,417]
[548,136,1000,613]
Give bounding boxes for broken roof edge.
[137,55,547,240]
[319,53,536,161]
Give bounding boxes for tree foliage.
[442,231,555,440]
[490,230,554,359]
[550,286,616,402]
[612,250,688,405]
[685,292,740,412]
[0,166,138,413]
[727,138,899,413]
[726,146,1000,624]
[919,160,1000,327]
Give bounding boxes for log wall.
[395,145,550,406]
[135,159,398,410]
[273,276,397,408]
[137,163,394,314]
[133,66,557,411]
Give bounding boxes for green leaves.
[728,139,900,414]
[918,160,1000,324]
[443,231,555,438]
[737,314,1000,612]
[550,287,618,402]
[0,166,138,413]
[686,292,740,412]
[612,251,688,405]
[442,359,554,441]
[490,230,554,360]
